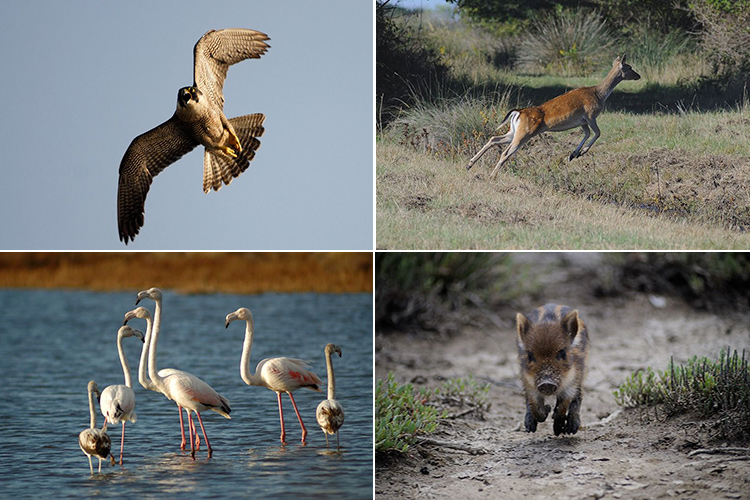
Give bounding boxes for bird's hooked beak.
[178,87,197,107]
[132,329,145,343]
[225,313,236,328]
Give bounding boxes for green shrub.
[689,0,750,76]
[375,252,522,333]
[376,1,449,124]
[518,8,616,76]
[438,376,491,418]
[387,88,515,159]
[623,26,696,82]
[375,373,446,453]
[614,349,750,442]
[602,253,750,311]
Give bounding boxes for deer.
[466,55,641,178]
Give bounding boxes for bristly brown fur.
[516,303,589,435]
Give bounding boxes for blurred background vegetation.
[377,0,750,125]
[376,252,750,334]
[0,252,373,294]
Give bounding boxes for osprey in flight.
[117,28,270,244]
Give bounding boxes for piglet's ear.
[562,309,581,338]
[516,312,531,338]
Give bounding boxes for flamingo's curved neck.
[148,298,163,386]
[117,332,133,388]
[325,350,336,401]
[87,385,97,429]
[240,316,262,386]
[138,315,155,391]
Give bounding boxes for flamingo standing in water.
[130,288,231,459]
[79,380,115,474]
[99,326,144,465]
[122,306,198,450]
[316,343,345,450]
[225,307,322,444]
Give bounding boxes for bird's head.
[123,306,152,325]
[226,307,252,328]
[326,343,342,358]
[136,287,162,305]
[177,86,200,107]
[118,325,145,343]
[87,380,100,398]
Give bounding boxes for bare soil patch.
[376,254,750,499]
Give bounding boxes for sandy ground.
[375,254,750,499]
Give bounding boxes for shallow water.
[0,289,373,498]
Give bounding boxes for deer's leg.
[569,124,590,161]
[467,135,509,170]
[579,119,600,157]
[489,132,532,179]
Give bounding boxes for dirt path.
[376,254,750,499]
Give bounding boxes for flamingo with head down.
[225,307,322,444]
[79,380,115,474]
[316,343,345,450]
[126,288,231,459]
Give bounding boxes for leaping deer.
[467,55,641,178]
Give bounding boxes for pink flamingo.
[129,288,231,459]
[99,326,144,465]
[225,307,322,444]
[316,343,345,450]
[123,306,199,451]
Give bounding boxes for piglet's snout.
[537,379,558,395]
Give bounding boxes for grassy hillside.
[377,140,750,249]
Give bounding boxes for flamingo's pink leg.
[195,412,213,459]
[119,422,126,465]
[187,412,197,459]
[287,392,308,443]
[277,392,287,444]
[185,407,200,450]
[178,405,187,450]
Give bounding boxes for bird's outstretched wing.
[117,117,198,243]
[193,28,270,110]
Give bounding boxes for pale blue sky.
[0,1,372,250]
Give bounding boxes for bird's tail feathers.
[202,113,265,193]
[211,394,232,419]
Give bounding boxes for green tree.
[447,0,596,23]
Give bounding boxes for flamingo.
[316,343,345,450]
[79,380,114,474]
[99,326,144,465]
[122,306,198,450]
[225,307,322,444]
[133,288,231,459]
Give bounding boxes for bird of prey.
[117,28,270,244]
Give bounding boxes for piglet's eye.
[556,349,567,361]
[527,351,535,363]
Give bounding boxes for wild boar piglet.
[516,303,589,436]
